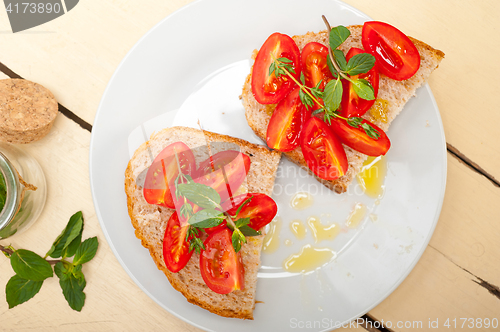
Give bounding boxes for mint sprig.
[0,211,98,311]
[171,150,261,254]
[174,177,261,253]
[269,16,380,139]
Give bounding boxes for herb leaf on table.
[0,211,98,311]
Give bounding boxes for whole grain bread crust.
[125,126,281,319]
[242,25,444,193]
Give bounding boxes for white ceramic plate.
[90,0,447,331]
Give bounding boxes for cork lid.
[0,79,58,144]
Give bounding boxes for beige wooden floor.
[1,0,499,331]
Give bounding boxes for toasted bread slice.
[242,25,445,193]
[125,126,281,319]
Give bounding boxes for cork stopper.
[0,79,58,144]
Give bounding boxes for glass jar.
[0,142,46,239]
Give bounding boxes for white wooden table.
[1,1,499,331]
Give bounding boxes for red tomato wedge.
[200,228,245,294]
[194,151,251,203]
[300,117,348,181]
[266,87,309,152]
[362,21,420,81]
[163,212,193,273]
[143,142,196,209]
[301,42,333,112]
[251,32,301,104]
[223,193,277,231]
[301,42,333,90]
[329,118,391,156]
[340,47,379,118]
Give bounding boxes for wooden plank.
[367,154,500,330]
[429,155,500,285]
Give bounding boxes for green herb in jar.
[0,173,6,213]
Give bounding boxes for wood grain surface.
[0,1,499,331]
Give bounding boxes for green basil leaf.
[351,78,375,101]
[177,182,221,209]
[191,218,222,228]
[5,275,43,309]
[323,78,343,114]
[11,249,53,281]
[329,25,351,50]
[58,273,86,312]
[234,217,250,229]
[328,50,347,78]
[61,231,82,259]
[239,225,261,237]
[46,211,84,258]
[72,265,85,285]
[188,209,223,228]
[73,237,99,266]
[333,49,347,71]
[54,261,70,281]
[231,231,243,253]
[346,53,375,76]
[327,54,338,77]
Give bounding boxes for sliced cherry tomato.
[251,32,301,104]
[301,42,333,90]
[194,151,251,203]
[200,228,245,294]
[340,47,379,118]
[329,118,391,156]
[143,142,196,209]
[223,193,277,231]
[362,21,420,80]
[163,212,193,273]
[300,117,348,181]
[266,87,309,152]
